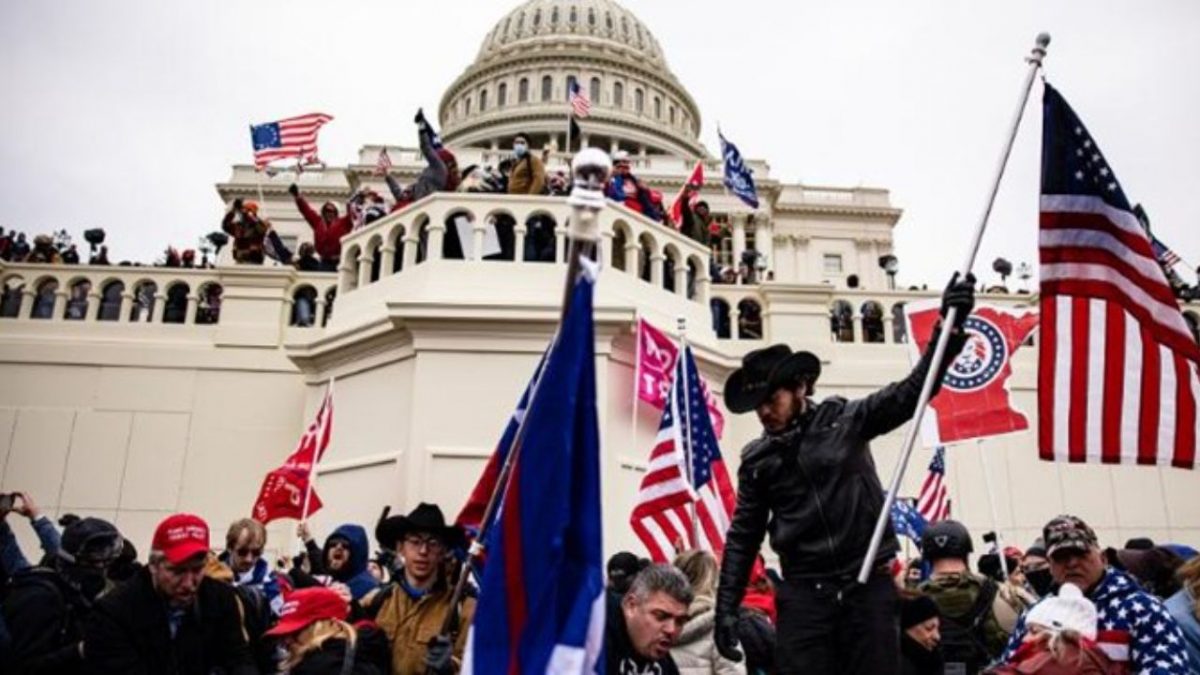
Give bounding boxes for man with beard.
[297,522,380,601]
[3,517,122,674]
[83,513,257,674]
[371,503,474,675]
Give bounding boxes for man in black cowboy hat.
[371,502,473,675]
[713,274,976,674]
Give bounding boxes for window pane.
[823,254,843,275]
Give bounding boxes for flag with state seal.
[904,301,1039,445]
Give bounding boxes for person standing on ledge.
[713,273,976,675]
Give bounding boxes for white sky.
[2,0,1197,289]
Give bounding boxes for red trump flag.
[905,301,1038,446]
[252,384,334,523]
[635,319,725,438]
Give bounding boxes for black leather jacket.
[716,329,967,617]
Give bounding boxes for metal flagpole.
[976,438,1009,582]
[631,319,641,477]
[566,107,574,156]
[296,377,333,556]
[677,316,699,548]
[858,33,1050,584]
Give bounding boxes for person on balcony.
[606,151,662,221]
[25,235,62,264]
[386,111,460,214]
[221,199,268,265]
[507,133,545,195]
[294,242,320,272]
[289,184,355,272]
[679,186,713,247]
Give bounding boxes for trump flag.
[635,318,726,438]
[905,301,1038,446]
[251,383,333,523]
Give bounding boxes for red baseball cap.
[265,587,349,637]
[152,513,210,565]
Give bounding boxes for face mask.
[513,143,528,158]
[1026,568,1055,597]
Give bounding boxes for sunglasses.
[235,547,263,558]
[328,540,351,551]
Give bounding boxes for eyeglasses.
[403,535,446,552]
[235,547,263,558]
[328,540,351,551]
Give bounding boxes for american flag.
[250,113,333,169]
[916,447,951,522]
[1150,235,1182,268]
[1038,84,1198,469]
[630,345,736,562]
[568,80,591,118]
[374,148,393,176]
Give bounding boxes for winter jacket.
[605,591,681,675]
[1164,587,1200,671]
[716,328,967,619]
[679,197,711,247]
[507,153,545,195]
[373,579,476,675]
[288,626,390,675]
[900,633,945,675]
[670,595,745,675]
[0,515,60,573]
[83,566,257,675]
[294,195,353,262]
[386,129,450,213]
[221,209,268,264]
[1,566,91,674]
[317,524,381,601]
[1002,568,1191,674]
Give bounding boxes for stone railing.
[335,192,714,303]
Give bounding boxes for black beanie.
[901,594,940,630]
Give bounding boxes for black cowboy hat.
[375,503,466,552]
[724,344,821,414]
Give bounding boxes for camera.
[0,493,16,513]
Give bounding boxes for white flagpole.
[858,33,1050,584]
[297,378,334,552]
[632,319,642,478]
[677,316,699,548]
[976,438,1009,582]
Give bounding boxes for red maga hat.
[265,587,349,637]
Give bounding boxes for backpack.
[940,578,998,675]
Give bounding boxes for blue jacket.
[1164,587,1200,672]
[0,516,61,574]
[1003,568,1191,674]
[324,524,379,601]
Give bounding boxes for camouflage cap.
[1043,515,1099,557]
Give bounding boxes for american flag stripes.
[631,345,736,563]
[249,113,333,169]
[916,447,951,522]
[1038,84,1198,469]
[374,148,393,176]
[1151,235,1182,268]
[568,79,592,118]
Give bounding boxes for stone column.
[118,292,133,322]
[22,289,36,319]
[793,235,810,282]
[403,234,419,268]
[554,222,568,264]
[514,224,527,263]
[883,314,894,344]
[649,253,665,287]
[86,290,101,321]
[673,262,688,297]
[152,293,167,323]
[185,295,199,325]
[851,310,863,343]
[624,243,639,276]
[51,290,67,321]
[696,276,711,304]
[427,222,445,261]
[731,215,747,284]
[472,221,487,262]
[314,297,327,328]
[756,216,774,277]
[380,245,396,275]
[338,260,355,293]
[356,252,372,288]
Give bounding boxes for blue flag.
[890,495,927,547]
[719,130,759,208]
[464,261,605,674]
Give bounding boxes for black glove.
[424,635,454,675]
[232,198,243,211]
[714,612,743,663]
[288,183,299,197]
[940,272,976,331]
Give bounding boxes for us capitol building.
[2,0,1196,559]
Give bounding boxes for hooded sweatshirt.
[670,595,745,675]
[323,525,380,601]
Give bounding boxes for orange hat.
[242,201,259,214]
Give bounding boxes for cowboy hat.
[375,502,465,552]
[723,344,820,414]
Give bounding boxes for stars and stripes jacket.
[1001,568,1192,674]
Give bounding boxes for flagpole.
[297,378,333,546]
[858,33,1049,585]
[976,438,1009,583]
[677,316,699,548]
[566,108,574,157]
[632,319,642,479]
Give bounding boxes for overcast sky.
[2,0,1197,289]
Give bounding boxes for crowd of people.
[0,228,110,266]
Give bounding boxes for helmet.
[921,520,974,562]
[59,517,123,567]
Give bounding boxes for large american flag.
[916,447,951,522]
[250,113,333,169]
[568,80,592,118]
[631,345,735,562]
[1038,84,1198,469]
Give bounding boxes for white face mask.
[513,143,528,158]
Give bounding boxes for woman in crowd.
[266,586,389,675]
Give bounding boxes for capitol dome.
[438,0,705,159]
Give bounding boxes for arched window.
[479,89,488,112]
[31,279,57,319]
[518,78,529,103]
[669,105,676,125]
[163,283,189,324]
[654,96,662,119]
[830,300,854,342]
[291,285,318,327]
[516,11,524,31]
[322,287,337,327]
[587,8,595,26]
[497,82,507,107]
[610,226,628,271]
[565,75,577,99]
[613,82,624,108]
[635,88,644,113]
[589,77,601,104]
[605,12,613,30]
[551,6,558,24]
[861,301,885,343]
[130,281,157,321]
[532,9,541,26]
[195,283,222,325]
[541,75,553,102]
[64,279,91,320]
[710,299,732,338]
[569,6,577,23]
[738,300,763,340]
[463,96,472,116]
[98,280,124,321]
[621,16,629,35]
[891,303,908,343]
[524,213,557,263]
[0,277,24,318]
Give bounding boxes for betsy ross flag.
[1038,83,1198,469]
[374,148,393,176]
[250,113,333,169]
[631,345,736,563]
[916,447,951,523]
[251,383,334,523]
[463,261,604,674]
[668,161,705,229]
[568,79,592,118]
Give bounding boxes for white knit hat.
[1025,582,1098,640]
